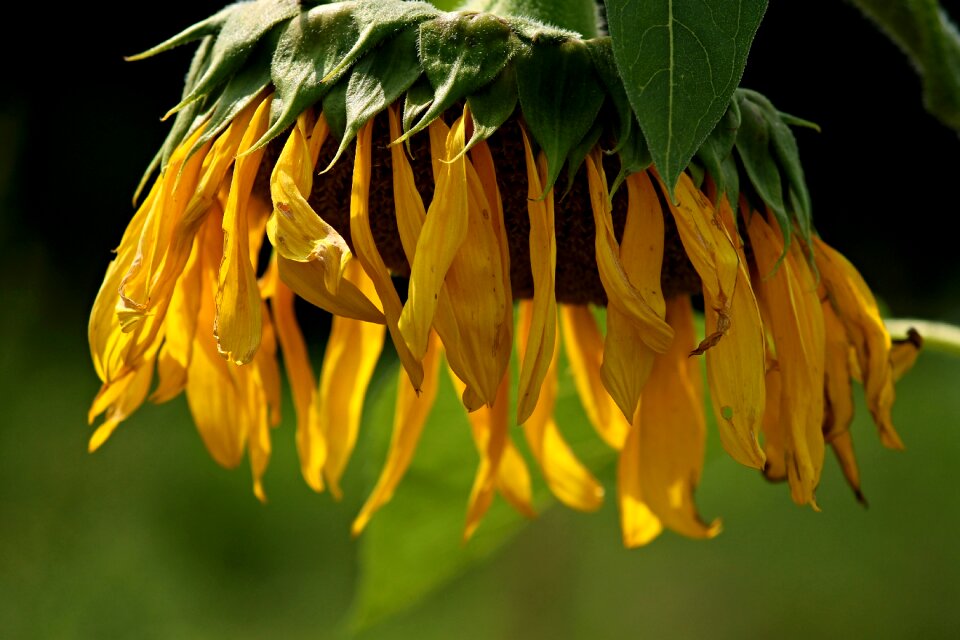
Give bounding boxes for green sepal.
[609,114,652,197]
[464,65,518,155]
[135,35,216,203]
[259,3,360,149]
[164,0,300,118]
[324,29,424,167]
[735,93,791,252]
[188,29,280,160]
[401,77,436,154]
[517,38,605,194]
[697,99,741,205]
[740,90,813,243]
[564,118,604,199]
[125,4,235,61]
[778,111,821,132]
[322,79,349,143]
[320,1,438,87]
[584,38,633,155]
[400,12,520,141]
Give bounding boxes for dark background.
[1,2,959,638]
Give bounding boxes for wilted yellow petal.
[185,219,249,468]
[277,255,384,324]
[352,331,443,536]
[617,411,663,548]
[560,305,630,449]
[638,297,721,538]
[398,114,470,360]
[661,173,738,322]
[601,171,663,422]
[152,230,203,403]
[585,154,673,353]
[518,300,604,512]
[316,260,386,499]
[748,214,825,507]
[830,431,866,504]
[267,258,324,491]
[815,236,904,450]
[90,180,156,382]
[515,131,558,425]
[822,301,855,442]
[891,329,922,382]
[88,352,158,453]
[267,112,352,294]
[215,96,272,365]
[350,119,424,391]
[248,302,280,502]
[495,441,536,520]
[454,368,510,542]
[703,198,767,469]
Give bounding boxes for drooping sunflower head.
[89,0,921,543]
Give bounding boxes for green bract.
[134,0,814,247]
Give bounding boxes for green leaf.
[848,0,960,132]
[165,0,300,117]
[402,12,520,140]
[325,29,424,167]
[516,39,605,193]
[605,0,768,194]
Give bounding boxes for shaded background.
[2,1,959,638]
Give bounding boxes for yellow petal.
[277,255,384,324]
[617,413,663,548]
[349,119,425,391]
[891,329,922,382]
[315,260,386,499]
[268,258,324,492]
[661,173,738,323]
[245,301,281,502]
[515,131,558,425]
[638,296,721,538]
[267,112,352,294]
[184,219,249,468]
[585,155,673,353]
[814,236,904,450]
[701,198,767,469]
[352,331,443,536]
[560,304,630,449]
[215,96,272,365]
[822,300,855,442]
[152,230,203,403]
[88,353,157,453]
[495,440,537,520]
[600,171,663,421]
[830,430,866,504]
[518,300,604,512]
[452,366,510,542]
[748,214,825,507]
[90,180,156,382]
[398,114,470,359]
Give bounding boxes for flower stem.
[456,0,600,37]
[886,318,960,357]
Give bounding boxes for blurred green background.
[2,1,959,638]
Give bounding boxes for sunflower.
[89,0,922,545]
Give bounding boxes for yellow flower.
[88,1,922,544]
